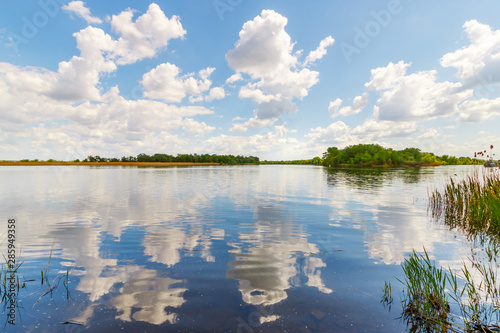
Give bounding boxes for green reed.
[389,246,500,332]
[397,248,454,332]
[429,169,500,240]
[0,252,72,308]
[385,169,500,332]
[0,260,26,299]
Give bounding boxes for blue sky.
[1,0,500,161]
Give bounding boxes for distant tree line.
[81,153,259,165]
[260,157,322,165]
[322,144,484,167]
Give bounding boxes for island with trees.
[321,144,485,167]
[261,144,487,167]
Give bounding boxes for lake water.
[0,165,483,332]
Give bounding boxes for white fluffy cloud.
[62,1,102,24]
[0,3,215,160]
[226,10,298,80]
[417,128,440,140]
[351,118,417,139]
[51,26,118,101]
[305,121,352,144]
[1,4,187,103]
[307,21,500,155]
[230,118,276,133]
[328,99,342,118]
[329,93,369,118]
[206,87,226,102]
[225,10,330,132]
[229,99,298,133]
[441,20,500,88]
[141,63,214,103]
[457,97,500,122]
[204,125,300,158]
[181,118,215,136]
[367,61,472,121]
[226,73,242,84]
[110,3,186,65]
[20,90,215,159]
[304,36,334,66]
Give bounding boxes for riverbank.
[0,161,220,167]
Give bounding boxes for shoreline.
[0,161,222,167]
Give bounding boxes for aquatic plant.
[384,169,500,331]
[428,169,500,242]
[0,251,72,309]
[31,249,72,306]
[1,260,26,299]
[397,248,453,332]
[388,246,500,332]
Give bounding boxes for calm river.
[0,165,481,332]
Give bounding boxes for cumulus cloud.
[0,3,223,160]
[255,99,298,120]
[181,118,215,136]
[206,87,225,102]
[226,10,298,79]
[366,61,472,121]
[110,3,186,65]
[0,26,117,103]
[328,99,342,118]
[62,1,102,24]
[226,73,242,84]
[351,118,417,139]
[457,97,500,122]
[230,118,276,133]
[229,99,297,133]
[1,4,187,103]
[204,125,300,159]
[141,63,214,102]
[440,20,500,88]
[330,93,369,118]
[304,36,334,66]
[365,61,410,91]
[305,121,352,143]
[225,10,329,131]
[238,86,276,103]
[51,26,118,101]
[417,128,439,140]
[0,68,215,159]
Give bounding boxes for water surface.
[0,165,481,332]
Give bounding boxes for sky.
[1,0,500,161]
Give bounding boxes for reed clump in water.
[429,169,500,241]
[390,246,500,332]
[385,169,500,332]
[397,248,453,332]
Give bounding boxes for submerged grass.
[0,249,72,309]
[386,168,500,332]
[30,248,73,306]
[0,260,26,299]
